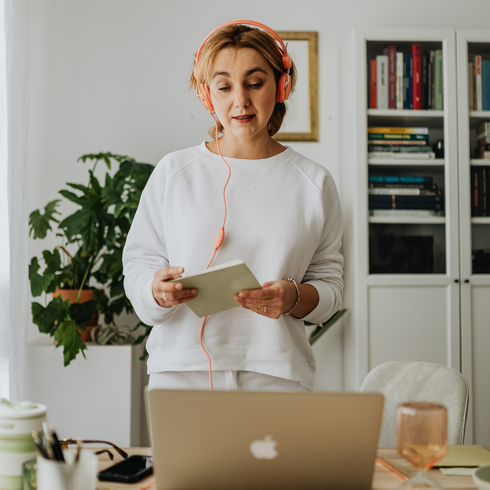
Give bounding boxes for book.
[369,209,444,218]
[469,62,474,111]
[386,45,396,109]
[434,50,443,110]
[471,167,480,216]
[169,259,261,318]
[483,61,490,111]
[403,52,409,110]
[369,195,444,211]
[412,44,422,109]
[368,127,429,134]
[369,175,433,185]
[368,133,429,142]
[421,50,428,110]
[428,51,434,109]
[408,52,413,110]
[477,121,490,134]
[369,59,377,109]
[369,188,440,195]
[367,139,427,145]
[476,147,490,158]
[475,55,482,111]
[368,152,436,159]
[376,55,388,109]
[396,52,404,110]
[368,144,433,153]
[482,167,488,216]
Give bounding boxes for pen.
[48,423,65,462]
[31,431,49,459]
[376,456,410,481]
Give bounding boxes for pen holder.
[36,450,97,490]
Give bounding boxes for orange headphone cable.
[200,110,232,390]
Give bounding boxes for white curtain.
[0,0,30,401]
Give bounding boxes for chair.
[360,361,469,447]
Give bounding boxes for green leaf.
[32,300,60,335]
[69,300,97,330]
[58,209,92,242]
[58,190,86,206]
[29,200,61,239]
[54,319,87,366]
[29,257,54,297]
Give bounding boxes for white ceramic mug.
[36,450,97,490]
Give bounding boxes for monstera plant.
[29,152,154,366]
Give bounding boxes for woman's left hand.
[234,280,297,319]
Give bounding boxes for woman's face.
[208,47,277,145]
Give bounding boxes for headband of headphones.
[193,20,292,108]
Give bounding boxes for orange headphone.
[193,20,292,112]
[194,21,292,390]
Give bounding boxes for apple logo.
[249,435,278,460]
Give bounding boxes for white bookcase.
[456,30,490,446]
[341,28,463,421]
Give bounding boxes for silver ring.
[162,291,168,302]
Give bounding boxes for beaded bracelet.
[284,277,300,316]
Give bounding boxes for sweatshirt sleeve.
[300,174,344,325]
[122,159,179,326]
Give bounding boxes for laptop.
[148,390,384,490]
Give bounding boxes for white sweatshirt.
[123,142,343,390]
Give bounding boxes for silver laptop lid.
[149,390,384,490]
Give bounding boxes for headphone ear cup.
[276,72,291,103]
[198,83,214,111]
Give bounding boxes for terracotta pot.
[52,289,99,342]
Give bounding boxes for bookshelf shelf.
[369,216,446,224]
[367,109,444,117]
[470,111,490,118]
[471,217,490,224]
[368,158,445,165]
[470,159,490,165]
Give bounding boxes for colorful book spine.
[368,133,429,142]
[386,45,396,109]
[469,62,474,111]
[421,51,428,110]
[434,50,443,110]
[376,55,389,109]
[403,52,409,110]
[412,44,422,110]
[475,55,482,111]
[471,167,480,216]
[368,127,429,134]
[369,59,377,109]
[409,52,414,110]
[483,61,490,111]
[396,52,404,110]
[369,175,433,185]
[369,195,443,210]
[428,51,435,110]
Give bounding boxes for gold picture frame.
[274,31,318,142]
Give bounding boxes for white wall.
[27,0,490,391]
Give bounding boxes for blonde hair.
[190,24,297,138]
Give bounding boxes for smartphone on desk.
[97,455,153,483]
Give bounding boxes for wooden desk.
[96,447,479,490]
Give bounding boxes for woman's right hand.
[151,267,197,308]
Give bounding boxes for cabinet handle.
[464,279,470,283]
[454,279,459,283]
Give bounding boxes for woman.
[123,21,343,392]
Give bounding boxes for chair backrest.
[360,361,469,447]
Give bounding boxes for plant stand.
[24,338,149,448]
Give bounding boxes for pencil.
[376,456,410,481]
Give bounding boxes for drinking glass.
[396,402,447,489]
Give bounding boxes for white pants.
[149,371,309,392]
